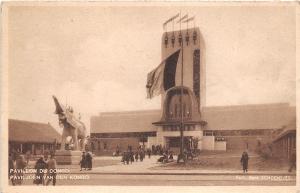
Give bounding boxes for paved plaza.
[9,155,296,186]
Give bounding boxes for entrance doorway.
[167,137,193,153]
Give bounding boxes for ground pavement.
[68,155,296,175]
[9,154,296,186]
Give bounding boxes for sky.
[7,5,296,133]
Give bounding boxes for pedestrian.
[152,145,155,155]
[147,148,151,159]
[169,152,174,161]
[130,151,134,164]
[86,152,93,170]
[121,151,126,164]
[156,145,160,155]
[46,154,57,186]
[139,150,145,162]
[135,151,139,162]
[25,150,31,166]
[159,145,163,155]
[240,151,249,173]
[125,151,130,165]
[8,153,15,186]
[11,149,17,162]
[14,154,26,185]
[33,157,47,185]
[288,150,296,172]
[80,151,86,171]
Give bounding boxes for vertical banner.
[193,49,200,112]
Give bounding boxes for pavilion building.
[90,26,296,159]
[9,119,61,155]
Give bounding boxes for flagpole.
[179,11,185,162]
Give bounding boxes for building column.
[31,144,35,154]
[156,127,165,146]
[196,126,203,150]
[42,144,45,154]
[287,136,291,160]
[285,138,288,158]
[20,144,23,153]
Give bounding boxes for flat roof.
[91,103,295,133]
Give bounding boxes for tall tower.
[153,26,206,150]
[161,27,205,111]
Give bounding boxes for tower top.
[161,27,200,61]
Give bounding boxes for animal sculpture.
[52,95,87,151]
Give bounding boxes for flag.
[146,63,164,98]
[182,16,195,23]
[146,49,181,98]
[163,13,180,29]
[177,14,188,23]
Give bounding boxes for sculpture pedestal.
[55,150,82,165]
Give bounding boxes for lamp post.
[178,11,185,163]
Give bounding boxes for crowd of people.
[157,150,174,163]
[8,150,57,186]
[33,154,57,186]
[121,145,147,164]
[119,145,253,171]
[151,144,165,155]
[8,151,26,185]
[119,145,177,164]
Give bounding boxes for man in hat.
[46,154,57,186]
[80,151,86,171]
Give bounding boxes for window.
[204,131,214,136]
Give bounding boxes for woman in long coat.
[14,154,26,185]
[9,154,15,185]
[80,152,86,171]
[240,151,249,173]
[33,157,47,185]
[86,152,93,170]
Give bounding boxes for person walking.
[135,151,139,162]
[121,151,126,164]
[288,150,296,172]
[14,154,26,185]
[147,148,151,159]
[169,152,174,161]
[129,150,134,164]
[86,152,93,170]
[125,151,130,165]
[25,150,31,166]
[80,151,86,171]
[152,145,156,155]
[139,150,145,162]
[46,154,57,186]
[240,151,249,173]
[33,157,47,185]
[8,153,15,185]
